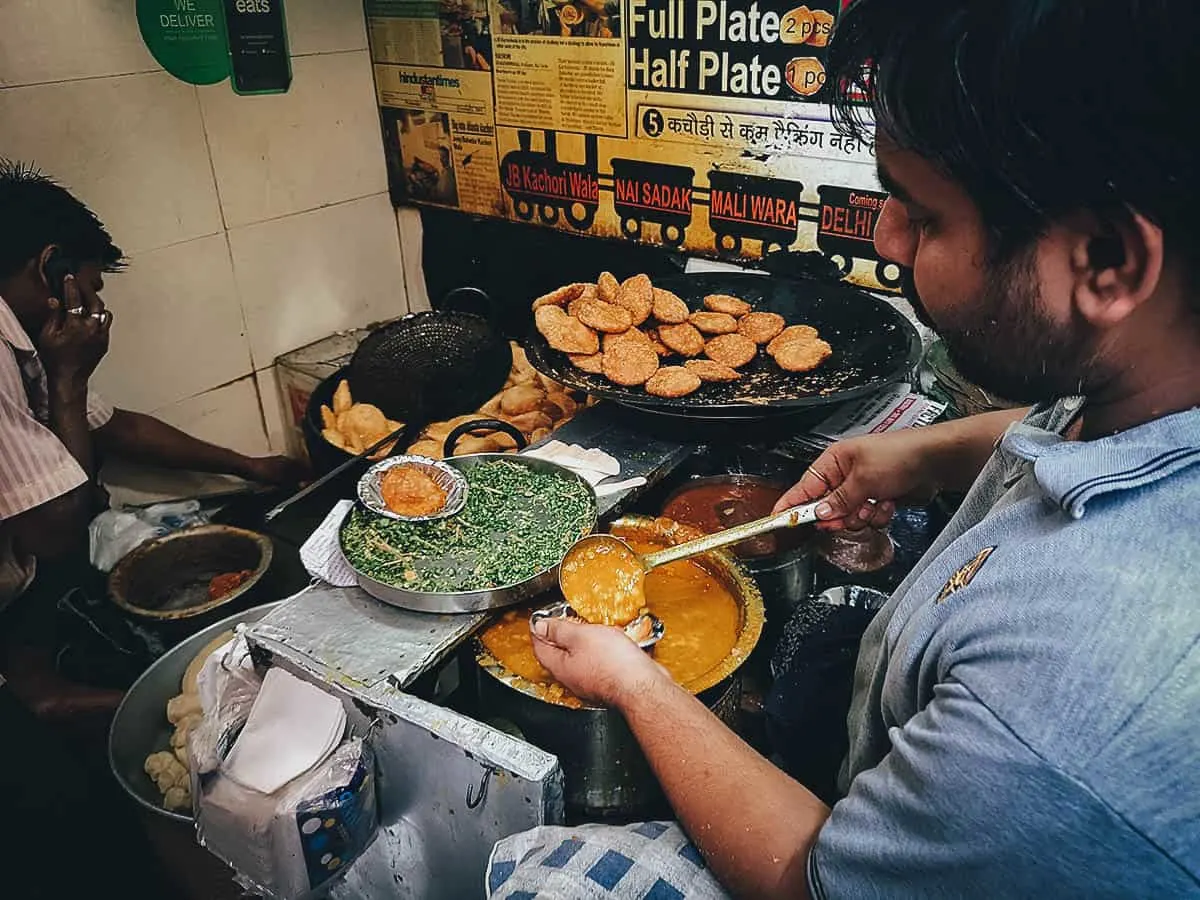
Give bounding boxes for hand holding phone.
[43,248,79,306]
[38,274,113,384]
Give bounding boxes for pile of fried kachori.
[320,382,405,459]
[404,342,586,459]
[532,274,832,398]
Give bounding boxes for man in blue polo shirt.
[489,0,1200,897]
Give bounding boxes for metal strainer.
[348,310,512,422]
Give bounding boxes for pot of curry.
[660,475,815,622]
[474,515,765,818]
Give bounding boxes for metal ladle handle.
[640,502,822,571]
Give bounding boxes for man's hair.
[0,159,124,279]
[827,0,1198,264]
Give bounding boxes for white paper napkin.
[221,667,347,796]
[300,500,358,587]
[522,441,647,498]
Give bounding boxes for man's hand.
[38,275,112,384]
[773,429,941,531]
[534,619,829,900]
[238,455,309,487]
[531,616,669,708]
[775,408,1032,530]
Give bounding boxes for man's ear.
[35,244,59,289]
[1068,211,1163,328]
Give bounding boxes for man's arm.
[921,407,1031,493]
[533,621,1180,899]
[620,674,828,900]
[3,377,94,561]
[7,280,111,559]
[774,407,1030,531]
[531,618,828,900]
[10,376,96,559]
[96,409,253,478]
[95,409,305,486]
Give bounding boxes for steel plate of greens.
[341,460,594,593]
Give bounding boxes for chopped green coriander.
[341,459,594,592]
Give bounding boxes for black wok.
[524,273,920,415]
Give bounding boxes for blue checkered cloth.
[486,822,731,900]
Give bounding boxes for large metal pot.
[108,602,281,822]
[474,515,765,819]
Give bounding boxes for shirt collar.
[0,295,34,353]
[1002,400,1200,519]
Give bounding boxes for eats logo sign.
[627,0,838,101]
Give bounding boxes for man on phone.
[0,160,304,616]
[489,0,1200,897]
[0,161,305,897]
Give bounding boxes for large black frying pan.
[524,273,921,415]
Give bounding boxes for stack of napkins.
[299,500,358,587]
[522,441,646,498]
[221,667,347,795]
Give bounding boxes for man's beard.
[899,250,1102,405]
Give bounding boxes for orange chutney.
[479,539,741,706]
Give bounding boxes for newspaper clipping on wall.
[365,0,896,291]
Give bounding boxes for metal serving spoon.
[571,500,822,580]
[550,500,824,642]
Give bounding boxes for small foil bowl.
[357,455,469,522]
[530,600,665,650]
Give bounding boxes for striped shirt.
[0,295,112,611]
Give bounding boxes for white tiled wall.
[0,1,408,458]
[230,194,407,367]
[151,377,273,459]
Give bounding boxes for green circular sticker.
[137,0,230,86]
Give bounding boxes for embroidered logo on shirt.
[936,547,996,604]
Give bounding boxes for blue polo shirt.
[810,400,1200,898]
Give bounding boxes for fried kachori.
[738,311,787,344]
[703,294,752,317]
[602,342,660,386]
[536,306,600,355]
[651,288,690,324]
[689,311,739,335]
[685,359,742,382]
[773,337,833,372]
[704,333,759,369]
[645,366,702,398]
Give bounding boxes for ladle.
[553,500,824,637]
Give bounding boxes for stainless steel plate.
[357,455,469,522]
[341,454,599,614]
[108,603,281,822]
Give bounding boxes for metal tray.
[340,453,598,614]
[108,602,281,822]
[525,272,921,414]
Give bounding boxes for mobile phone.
[223,0,292,95]
[43,249,79,302]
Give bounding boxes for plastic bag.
[189,631,263,778]
[196,736,378,900]
[88,500,209,572]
